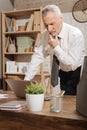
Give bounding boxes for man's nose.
[47,25,52,32]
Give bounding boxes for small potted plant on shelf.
[25,82,45,112]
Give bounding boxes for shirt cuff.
[53,45,62,57]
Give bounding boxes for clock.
[72,0,87,23]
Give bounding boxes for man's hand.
[48,35,59,48]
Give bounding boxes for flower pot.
[26,94,44,112]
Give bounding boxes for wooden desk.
[0,92,87,130]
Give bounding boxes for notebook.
[0,100,26,111]
[6,79,31,98]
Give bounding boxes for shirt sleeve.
[54,29,85,71]
[24,43,44,81]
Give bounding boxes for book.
[26,14,34,31]
[5,36,9,52]
[0,100,26,111]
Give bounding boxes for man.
[24,5,85,95]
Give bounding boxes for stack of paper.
[0,100,26,111]
[0,94,8,99]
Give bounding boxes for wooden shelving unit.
[2,7,51,91]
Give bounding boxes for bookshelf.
[2,7,51,91]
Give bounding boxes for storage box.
[17,36,34,52]
[6,61,17,73]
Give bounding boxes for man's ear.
[59,16,63,23]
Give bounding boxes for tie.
[51,55,59,87]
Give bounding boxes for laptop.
[6,79,31,98]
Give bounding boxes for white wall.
[63,12,87,55]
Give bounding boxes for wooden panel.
[0,110,87,130]
[0,93,87,130]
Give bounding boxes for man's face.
[42,11,62,37]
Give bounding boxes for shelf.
[43,72,51,77]
[4,52,33,55]
[4,30,41,36]
[37,72,51,77]
[5,72,51,77]
[3,8,41,18]
[5,72,25,75]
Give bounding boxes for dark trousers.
[59,66,81,95]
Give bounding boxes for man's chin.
[51,33,56,37]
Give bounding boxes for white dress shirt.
[24,23,86,81]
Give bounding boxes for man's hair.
[42,5,62,17]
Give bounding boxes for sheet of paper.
[0,100,26,110]
[0,94,8,99]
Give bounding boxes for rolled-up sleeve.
[24,44,44,81]
[54,28,85,71]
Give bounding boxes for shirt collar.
[58,23,66,39]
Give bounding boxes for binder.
[34,11,40,30]
[26,14,34,31]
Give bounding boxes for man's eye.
[45,25,48,28]
[50,23,54,25]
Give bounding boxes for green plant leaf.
[25,82,44,94]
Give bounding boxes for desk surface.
[0,91,87,130]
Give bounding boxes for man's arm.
[24,44,44,81]
[54,30,85,71]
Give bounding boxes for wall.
[0,0,14,89]
[14,0,76,12]
[14,0,87,55]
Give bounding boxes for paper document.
[0,94,8,99]
[0,100,26,110]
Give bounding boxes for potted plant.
[25,82,45,112]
